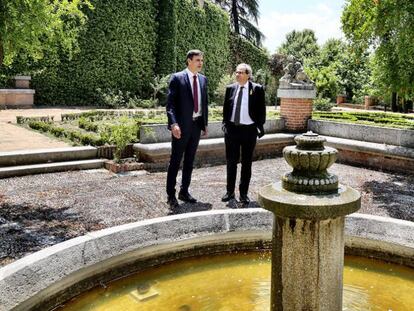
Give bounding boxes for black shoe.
[239,194,250,204]
[178,191,197,203]
[221,192,235,202]
[167,196,179,208]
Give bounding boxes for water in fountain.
[58,251,414,311]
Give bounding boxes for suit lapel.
[183,70,193,99]
[229,83,237,103]
[248,81,253,112]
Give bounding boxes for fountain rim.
[0,209,413,311]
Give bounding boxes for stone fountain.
[259,131,361,311]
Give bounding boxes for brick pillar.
[277,88,316,132]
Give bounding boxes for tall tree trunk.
[391,92,397,112]
[231,0,239,34]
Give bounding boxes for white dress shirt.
[231,83,254,125]
[185,68,202,118]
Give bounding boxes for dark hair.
[186,49,204,64]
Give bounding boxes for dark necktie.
[234,86,244,126]
[193,75,199,113]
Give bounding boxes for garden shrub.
[313,97,335,111]
[213,74,234,106]
[101,116,138,161]
[312,111,414,129]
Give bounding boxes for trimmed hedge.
[313,112,414,130]
[32,0,158,105]
[175,0,230,97]
[156,0,178,75]
[229,34,269,73]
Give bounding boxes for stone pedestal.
[14,75,31,89]
[0,89,35,109]
[277,88,316,132]
[0,76,35,109]
[336,95,346,104]
[364,95,375,109]
[258,132,361,311]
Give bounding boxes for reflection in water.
[59,253,414,311]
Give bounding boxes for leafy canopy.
[0,0,91,67]
[342,0,414,97]
[213,0,264,46]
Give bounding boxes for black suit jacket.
[166,70,208,134]
[222,81,266,135]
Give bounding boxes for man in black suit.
[166,50,209,208]
[221,63,266,204]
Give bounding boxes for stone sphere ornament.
[282,131,339,193]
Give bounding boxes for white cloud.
[258,5,344,53]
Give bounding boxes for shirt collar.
[238,82,248,89]
[186,68,198,78]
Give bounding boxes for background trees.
[213,0,264,46]
[342,0,414,111]
[0,0,90,67]
[277,29,319,63]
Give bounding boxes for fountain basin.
[0,210,413,310]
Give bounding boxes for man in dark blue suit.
[166,50,209,208]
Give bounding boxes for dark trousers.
[225,123,257,195]
[166,120,201,197]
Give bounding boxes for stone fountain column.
[259,132,361,311]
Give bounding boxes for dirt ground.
[0,107,91,152]
[1,158,413,267]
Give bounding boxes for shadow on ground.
[169,202,212,215]
[0,203,104,266]
[362,175,414,222]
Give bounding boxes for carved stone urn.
[282,131,338,193]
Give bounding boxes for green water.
[59,252,414,311]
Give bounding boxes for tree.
[342,0,414,111]
[0,0,91,67]
[277,29,319,63]
[213,0,264,46]
[305,38,371,102]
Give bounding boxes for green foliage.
[213,74,234,106]
[27,120,105,145]
[78,117,98,132]
[306,65,339,101]
[342,0,414,100]
[229,34,269,73]
[100,117,138,162]
[313,111,414,130]
[305,38,371,101]
[175,0,230,97]
[150,74,171,106]
[254,68,277,105]
[212,0,264,46]
[95,88,155,109]
[277,29,319,63]
[0,0,91,67]
[313,98,335,111]
[156,0,178,75]
[32,0,158,105]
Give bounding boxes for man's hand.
[171,124,181,139]
[201,126,208,138]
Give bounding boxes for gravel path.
[1,158,413,267]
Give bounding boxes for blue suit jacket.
[166,70,209,134]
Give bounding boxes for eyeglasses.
[235,71,246,74]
